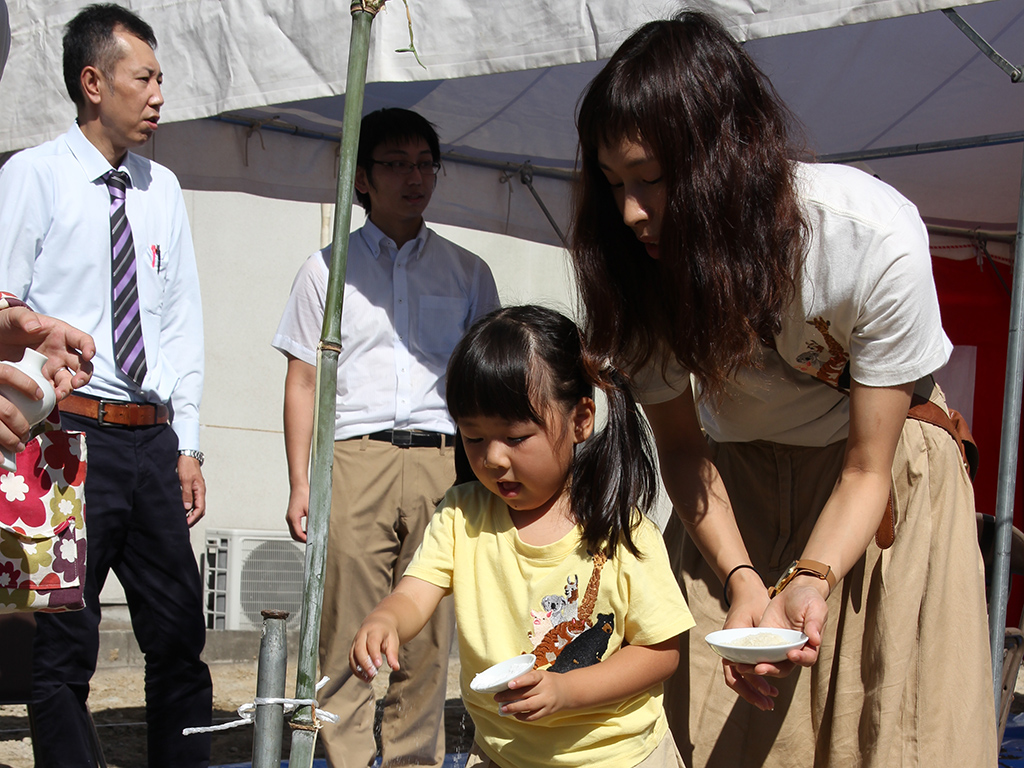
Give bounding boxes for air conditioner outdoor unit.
[204,528,306,631]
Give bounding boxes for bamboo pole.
[287,4,382,765]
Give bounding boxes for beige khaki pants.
[464,730,685,767]
[665,384,997,768]
[317,438,456,768]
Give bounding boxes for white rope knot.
[182,676,338,736]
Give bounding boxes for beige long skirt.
[664,386,997,768]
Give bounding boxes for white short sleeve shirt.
[272,219,500,440]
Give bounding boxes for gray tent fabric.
[0,0,1016,246]
[750,0,1023,233]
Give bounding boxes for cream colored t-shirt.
[405,482,695,768]
[633,162,951,447]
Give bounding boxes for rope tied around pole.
[969,230,1014,298]
[243,116,279,167]
[351,0,386,15]
[181,676,339,736]
[348,0,426,68]
[498,166,517,235]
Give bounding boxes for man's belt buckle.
[96,399,113,426]
[391,430,413,447]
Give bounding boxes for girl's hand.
[348,615,401,683]
[493,638,680,719]
[347,577,446,684]
[723,580,828,710]
[496,669,572,720]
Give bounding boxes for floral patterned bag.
[0,408,87,612]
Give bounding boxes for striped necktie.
[103,170,147,387]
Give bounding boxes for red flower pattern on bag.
[43,432,85,486]
[1,423,87,614]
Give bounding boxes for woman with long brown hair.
[571,11,995,767]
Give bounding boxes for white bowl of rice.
[705,627,808,664]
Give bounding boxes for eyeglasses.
[370,159,441,176]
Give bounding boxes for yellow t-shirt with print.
[405,482,695,768]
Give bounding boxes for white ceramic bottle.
[0,348,57,472]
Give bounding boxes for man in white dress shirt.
[273,107,499,767]
[0,5,211,765]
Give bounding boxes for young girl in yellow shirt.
[350,305,693,768]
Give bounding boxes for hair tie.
[723,563,759,608]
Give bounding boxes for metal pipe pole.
[288,4,380,766]
[252,610,289,768]
[818,130,1024,164]
[925,224,1015,246]
[989,145,1024,711]
[941,8,1022,82]
[519,163,568,247]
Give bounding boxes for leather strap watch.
[768,559,836,598]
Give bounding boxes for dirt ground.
[0,660,473,768]
[3,658,1019,766]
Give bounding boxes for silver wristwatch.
[178,449,205,466]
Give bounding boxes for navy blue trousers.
[32,413,212,767]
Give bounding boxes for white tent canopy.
[1,0,1020,247]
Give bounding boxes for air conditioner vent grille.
[203,529,305,630]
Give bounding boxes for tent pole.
[519,163,568,247]
[941,8,1022,83]
[926,224,1014,246]
[989,141,1024,713]
[286,4,380,766]
[819,130,1024,164]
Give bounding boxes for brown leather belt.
[60,394,169,427]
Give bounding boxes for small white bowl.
[470,654,536,693]
[705,628,808,664]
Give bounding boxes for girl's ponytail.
[446,305,659,558]
[572,362,659,558]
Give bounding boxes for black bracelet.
[723,564,759,608]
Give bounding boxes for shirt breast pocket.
[418,296,470,356]
[135,246,167,316]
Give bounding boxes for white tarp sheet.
[0,0,1019,244]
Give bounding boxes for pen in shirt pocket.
[150,244,161,272]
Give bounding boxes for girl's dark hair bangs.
[445,320,541,426]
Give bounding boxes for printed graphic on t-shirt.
[795,317,850,390]
[526,552,615,672]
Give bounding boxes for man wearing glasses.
[273,107,499,767]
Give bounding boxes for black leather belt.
[364,430,455,448]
